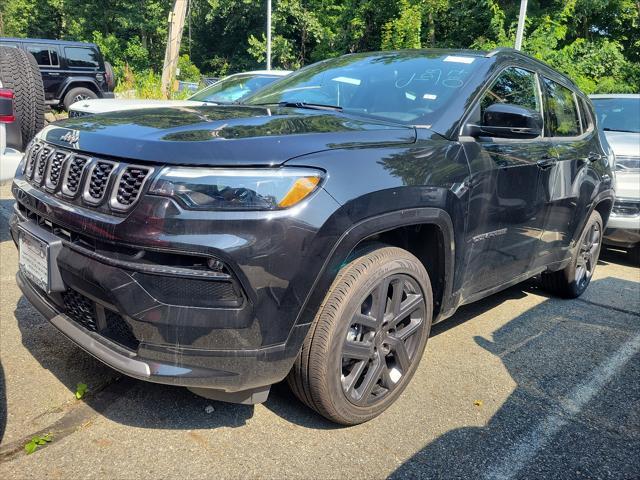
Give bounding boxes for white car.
[590,94,640,260]
[0,81,23,182]
[69,70,292,116]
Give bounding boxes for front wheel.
[287,246,433,425]
[541,210,603,298]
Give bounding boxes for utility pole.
[161,0,188,98]
[266,0,272,70]
[514,0,528,51]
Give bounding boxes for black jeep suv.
[0,37,115,110]
[10,48,614,425]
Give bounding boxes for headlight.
[148,167,324,210]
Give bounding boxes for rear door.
[24,43,62,101]
[534,77,601,266]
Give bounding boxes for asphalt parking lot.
[0,182,638,479]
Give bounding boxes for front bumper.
[11,174,340,394]
[603,198,640,248]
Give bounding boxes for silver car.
[590,94,640,262]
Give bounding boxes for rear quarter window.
[64,47,100,68]
[541,77,581,137]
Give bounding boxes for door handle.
[587,152,602,162]
[537,156,557,169]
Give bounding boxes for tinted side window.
[542,78,581,137]
[26,46,59,67]
[480,67,541,116]
[65,47,99,68]
[578,98,592,132]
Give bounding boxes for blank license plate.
[19,231,49,292]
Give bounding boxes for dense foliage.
[1,0,638,93]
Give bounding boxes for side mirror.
[480,103,543,139]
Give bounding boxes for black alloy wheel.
[341,274,426,406]
[288,245,433,425]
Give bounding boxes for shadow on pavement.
[600,245,639,269]
[389,276,640,479]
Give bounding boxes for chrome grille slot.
[24,142,42,178]
[61,155,89,197]
[32,146,53,185]
[45,150,69,191]
[84,160,116,204]
[112,166,152,210]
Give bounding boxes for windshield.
[591,97,640,133]
[189,74,284,103]
[245,52,484,125]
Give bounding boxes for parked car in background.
[590,94,640,262]
[68,70,292,117]
[0,46,45,181]
[10,48,614,425]
[0,37,114,111]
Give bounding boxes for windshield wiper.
[603,127,639,133]
[277,101,343,112]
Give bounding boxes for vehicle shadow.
[600,245,638,268]
[388,276,640,479]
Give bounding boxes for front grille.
[22,141,153,213]
[45,151,69,190]
[63,289,98,332]
[33,146,53,184]
[102,310,139,351]
[115,166,151,208]
[62,155,89,196]
[24,143,42,177]
[612,200,640,217]
[86,160,116,202]
[62,288,140,351]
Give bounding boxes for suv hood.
[69,98,206,114]
[41,105,416,166]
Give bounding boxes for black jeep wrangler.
[10,48,614,425]
[0,37,114,111]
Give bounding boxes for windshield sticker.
[332,76,361,86]
[444,55,475,64]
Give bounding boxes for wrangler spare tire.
[0,46,46,149]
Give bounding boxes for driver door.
[460,67,549,298]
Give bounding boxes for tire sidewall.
[63,87,98,111]
[318,250,433,424]
[566,210,603,296]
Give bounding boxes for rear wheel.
[63,87,97,111]
[0,46,45,149]
[541,210,603,298]
[287,246,433,425]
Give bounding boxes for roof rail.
[485,47,520,58]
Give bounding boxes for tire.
[0,46,45,149]
[541,210,603,298]
[630,246,640,266]
[287,245,433,425]
[104,61,115,91]
[63,87,97,111]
